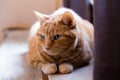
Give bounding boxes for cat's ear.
[59,11,75,29]
[34,11,48,23]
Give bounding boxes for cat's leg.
[83,44,93,64]
[41,63,57,75]
[29,60,43,70]
[59,63,73,74]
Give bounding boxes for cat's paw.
[59,63,73,74]
[41,63,57,75]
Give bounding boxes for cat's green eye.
[53,34,61,40]
[40,35,46,39]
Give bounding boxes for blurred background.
[0,0,63,29]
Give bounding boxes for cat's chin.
[45,51,59,56]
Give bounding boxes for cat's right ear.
[34,11,48,23]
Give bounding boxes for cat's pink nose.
[45,47,50,50]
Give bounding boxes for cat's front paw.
[59,63,73,74]
[41,63,57,75]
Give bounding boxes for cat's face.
[35,11,77,55]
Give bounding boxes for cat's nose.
[45,46,50,50]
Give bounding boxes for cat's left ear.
[34,11,48,23]
[59,11,75,29]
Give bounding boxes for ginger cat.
[28,8,94,74]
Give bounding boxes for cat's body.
[28,8,94,74]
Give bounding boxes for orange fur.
[28,8,94,74]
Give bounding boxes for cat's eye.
[53,34,61,40]
[40,35,46,39]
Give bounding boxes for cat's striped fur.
[28,8,94,74]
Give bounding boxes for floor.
[0,30,93,80]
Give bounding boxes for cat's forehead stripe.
[43,20,58,27]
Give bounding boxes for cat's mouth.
[42,46,66,55]
[43,48,61,55]
[45,50,60,55]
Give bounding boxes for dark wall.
[94,0,120,80]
